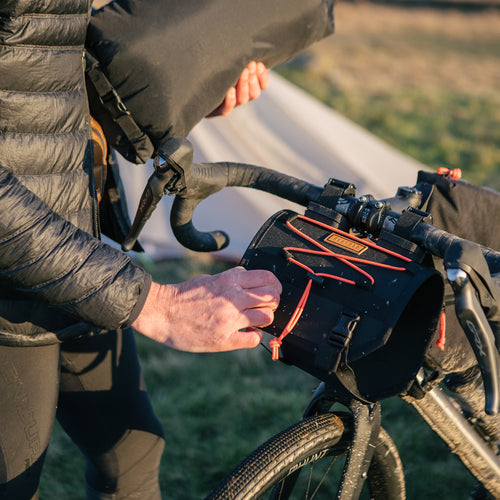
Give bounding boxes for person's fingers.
[217,87,237,116]
[207,61,269,118]
[241,306,276,328]
[233,286,280,313]
[207,62,269,117]
[235,67,250,106]
[256,62,269,90]
[246,61,262,101]
[247,79,261,101]
[233,268,282,293]
[228,327,263,350]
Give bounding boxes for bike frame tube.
[409,386,500,498]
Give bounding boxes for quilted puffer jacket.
[0,0,151,346]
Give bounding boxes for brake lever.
[444,241,500,415]
[121,137,192,252]
[122,136,232,252]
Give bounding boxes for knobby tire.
[206,412,405,500]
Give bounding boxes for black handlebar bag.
[241,209,444,403]
[86,0,334,164]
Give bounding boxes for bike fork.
[303,382,382,500]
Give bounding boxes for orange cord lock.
[269,338,281,361]
[436,311,447,350]
[437,167,462,180]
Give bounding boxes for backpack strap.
[86,51,154,164]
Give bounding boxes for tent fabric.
[115,72,428,261]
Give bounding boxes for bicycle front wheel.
[206,412,405,500]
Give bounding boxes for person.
[0,1,278,498]
[131,58,273,353]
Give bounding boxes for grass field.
[276,1,500,189]
[40,2,499,499]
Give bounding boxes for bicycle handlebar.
[123,136,500,414]
[122,137,323,252]
[123,136,500,268]
[168,166,323,252]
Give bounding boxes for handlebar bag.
[86,0,335,164]
[241,209,444,403]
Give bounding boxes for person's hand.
[131,267,281,352]
[207,61,269,117]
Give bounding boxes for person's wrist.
[131,281,164,337]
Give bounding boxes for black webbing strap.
[317,178,356,209]
[85,52,154,163]
[393,207,432,240]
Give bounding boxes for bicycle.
[123,136,500,499]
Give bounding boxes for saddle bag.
[241,202,444,403]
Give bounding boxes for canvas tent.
[115,72,428,261]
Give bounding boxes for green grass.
[276,67,500,189]
[40,339,478,499]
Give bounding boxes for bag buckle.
[315,312,360,374]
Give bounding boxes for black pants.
[0,329,165,499]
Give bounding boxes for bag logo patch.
[323,232,368,255]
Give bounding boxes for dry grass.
[277,1,500,188]
[305,1,500,98]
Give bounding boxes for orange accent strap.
[297,215,412,263]
[436,311,447,350]
[269,216,411,360]
[270,279,312,360]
